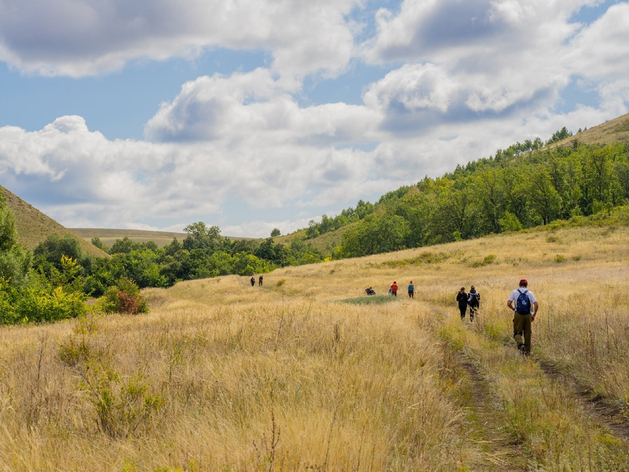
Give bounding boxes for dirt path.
[536,358,629,440]
[452,351,531,471]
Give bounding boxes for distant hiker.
[250,276,255,287]
[467,285,480,321]
[365,287,376,296]
[507,279,539,355]
[390,281,399,297]
[457,287,468,321]
[259,275,263,286]
[407,280,414,298]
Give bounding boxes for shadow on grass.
[340,295,399,305]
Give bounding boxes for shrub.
[100,277,148,314]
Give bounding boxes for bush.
[100,277,148,314]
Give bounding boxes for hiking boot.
[517,343,525,352]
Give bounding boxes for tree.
[183,222,222,251]
[270,228,281,237]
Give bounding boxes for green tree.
[270,228,281,237]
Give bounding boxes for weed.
[340,295,397,305]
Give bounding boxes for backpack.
[515,289,531,314]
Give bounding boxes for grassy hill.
[1,185,108,258]
[1,216,629,469]
[71,228,187,248]
[556,112,629,147]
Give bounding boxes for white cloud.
[0,0,358,79]
[567,3,629,80]
[145,69,382,144]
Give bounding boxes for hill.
[1,185,108,258]
[557,112,629,147]
[2,218,629,469]
[71,228,187,248]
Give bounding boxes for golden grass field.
[1,224,629,471]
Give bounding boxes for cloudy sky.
[1,0,628,237]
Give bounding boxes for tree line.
[336,140,629,258]
[0,206,324,324]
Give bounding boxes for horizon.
[1,0,628,237]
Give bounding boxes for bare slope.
[1,185,108,258]
[72,228,186,248]
[555,111,629,147]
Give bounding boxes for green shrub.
[100,277,148,314]
[342,295,398,305]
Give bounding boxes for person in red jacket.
[390,281,399,296]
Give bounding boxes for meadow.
[1,224,628,471]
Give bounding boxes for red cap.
[519,279,528,285]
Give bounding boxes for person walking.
[467,285,480,322]
[407,280,415,298]
[456,287,468,321]
[259,275,264,286]
[390,281,399,297]
[250,276,255,287]
[507,279,539,355]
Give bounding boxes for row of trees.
[0,193,324,324]
[337,142,629,257]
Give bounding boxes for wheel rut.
[536,358,629,440]
[454,352,530,471]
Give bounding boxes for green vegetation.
[341,295,398,305]
[334,140,629,258]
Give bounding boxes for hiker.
[456,287,468,321]
[467,285,480,321]
[365,287,376,296]
[507,279,539,355]
[390,281,398,297]
[259,275,263,286]
[250,276,255,287]
[408,280,414,298]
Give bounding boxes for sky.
[1,0,628,237]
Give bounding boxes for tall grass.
[1,223,629,470]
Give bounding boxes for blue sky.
[1,0,628,237]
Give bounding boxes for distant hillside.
[72,228,186,248]
[71,228,253,249]
[284,112,629,255]
[1,185,108,258]
[557,112,629,147]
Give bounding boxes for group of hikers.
[365,280,416,298]
[250,275,263,287]
[365,278,539,355]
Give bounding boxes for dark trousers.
[408,290,414,298]
[459,305,467,319]
[513,313,532,353]
[468,304,478,321]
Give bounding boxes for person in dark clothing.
[456,287,468,320]
[365,287,376,296]
[467,285,480,322]
[259,275,263,286]
[250,276,255,287]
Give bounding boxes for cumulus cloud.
[0,0,358,79]
[145,68,382,145]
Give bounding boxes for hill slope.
[2,219,629,469]
[558,112,629,147]
[71,228,186,248]
[1,185,108,258]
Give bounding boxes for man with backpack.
[407,280,414,298]
[507,279,539,355]
[467,285,480,322]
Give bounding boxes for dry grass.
[2,224,629,470]
[1,186,108,257]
